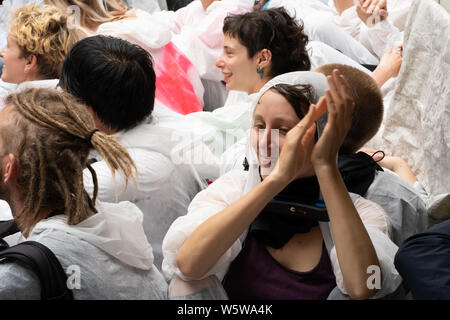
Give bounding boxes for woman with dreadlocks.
[0,88,168,299]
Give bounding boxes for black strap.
[0,219,20,239]
[361,64,378,72]
[0,241,74,300]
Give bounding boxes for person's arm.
[359,147,418,185]
[177,95,325,279]
[370,45,402,87]
[176,174,286,278]
[312,70,380,299]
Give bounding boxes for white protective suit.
[162,71,402,299]
[0,201,168,299]
[0,79,59,110]
[83,116,206,269]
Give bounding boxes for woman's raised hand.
[311,69,355,169]
[268,96,326,185]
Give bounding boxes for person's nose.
[215,54,225,69]
[258,128,272,158]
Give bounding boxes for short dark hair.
[315,64,383,152]
[59,35,156,131]
[223,7,310,78]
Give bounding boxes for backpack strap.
[0,241,73,300]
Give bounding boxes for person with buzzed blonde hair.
[0,88,168,299]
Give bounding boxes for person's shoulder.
[192,169,248,203]
[349,192,388,216]
[369,169,426,202]
[211,169,248,187]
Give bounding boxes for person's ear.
[24,54,38,75]
[2,153,19,184]
[258,49,272,69]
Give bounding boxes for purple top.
[222,234,336,300]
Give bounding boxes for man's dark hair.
[223,7,311,78]
[59,35,156,131]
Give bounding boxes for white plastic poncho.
[0,78,59,111]
[0,201,168,299]
[83,116,207,269]
[267,0,379,65]
[162,71,402,299]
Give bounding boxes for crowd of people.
[0,0,447,300]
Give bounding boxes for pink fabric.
[153,42,203,115]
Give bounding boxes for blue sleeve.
[394,219,450,299]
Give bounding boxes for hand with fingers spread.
[356,0,388,27]
[269,100,326,185]
[311,69,355,169]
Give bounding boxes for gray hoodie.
[0,201,168,299]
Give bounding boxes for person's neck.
[97,122,117,135]
[248,77,270,95]
[88,108,119,135]
[7,192,54,237]
[21,73,46,84]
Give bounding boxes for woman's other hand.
[269,97,325,184]
[311,69,355,169]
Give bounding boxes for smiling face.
[215,35,261,94]
[251,89,315,179]
[0,36,29,84]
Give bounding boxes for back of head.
[59,35,156,132]
[44,0,129,25]
[2,88,135,236]
[8,4,79,79]
[223,7,310,78]
[315,64,383,152]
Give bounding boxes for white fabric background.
[366,0,450,223]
